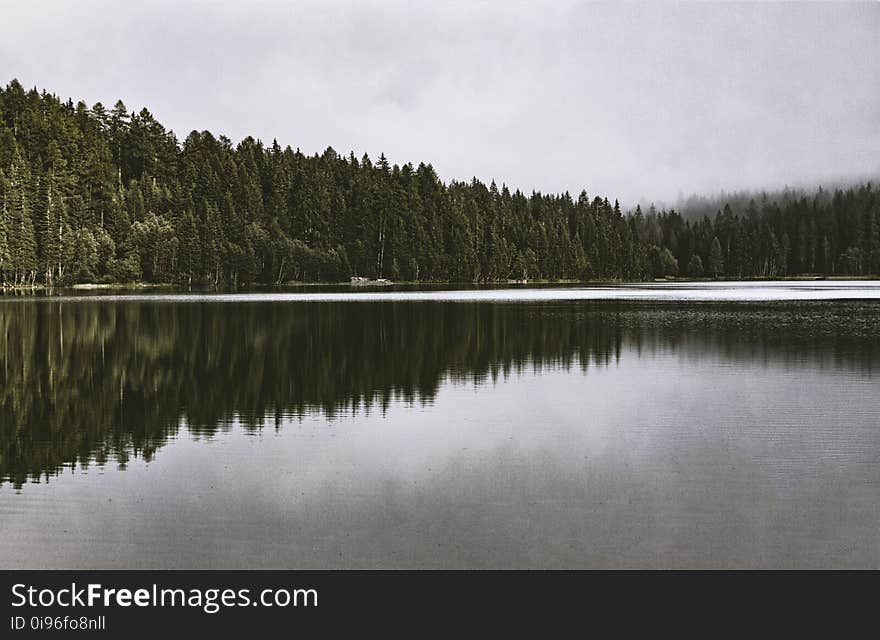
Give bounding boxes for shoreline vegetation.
[1,79,878,290]
[1,274,878,294]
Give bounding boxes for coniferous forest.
[0,79,878,288]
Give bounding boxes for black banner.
[0,570,873,634]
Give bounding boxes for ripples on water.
[0,282,878,568]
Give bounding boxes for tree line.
[0,79,877,286]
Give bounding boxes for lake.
[1,281,879,568]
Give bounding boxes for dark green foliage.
[687,254,704,278]
[709,237,724,279]
[648,246,679,278]
[0,79,878,286]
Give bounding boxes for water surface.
[1,282,878,568]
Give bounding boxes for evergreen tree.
[709,236,724,279]
[6,154,36,284]
[687,254,704,278]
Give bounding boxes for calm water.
[1,282,879,568]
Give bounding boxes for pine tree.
[0,168,10,280]
[709,236,724,279]
[6,155,36,285]
[687,254,704,278]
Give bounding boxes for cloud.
[1,0,877,205]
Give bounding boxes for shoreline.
[1,274,879,294]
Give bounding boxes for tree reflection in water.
[0,298,876,488]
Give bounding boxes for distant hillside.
[668,181,878,222]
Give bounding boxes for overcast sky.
[1,1,878,205]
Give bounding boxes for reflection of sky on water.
[2,337,879,569]
[0,287,879,568]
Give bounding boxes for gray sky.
[1,1,878,205]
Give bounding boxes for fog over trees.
[1,80,878,286]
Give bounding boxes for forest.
[0,79,878,287]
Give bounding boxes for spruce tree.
[6,155,36,284]
[709,236,724,279]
